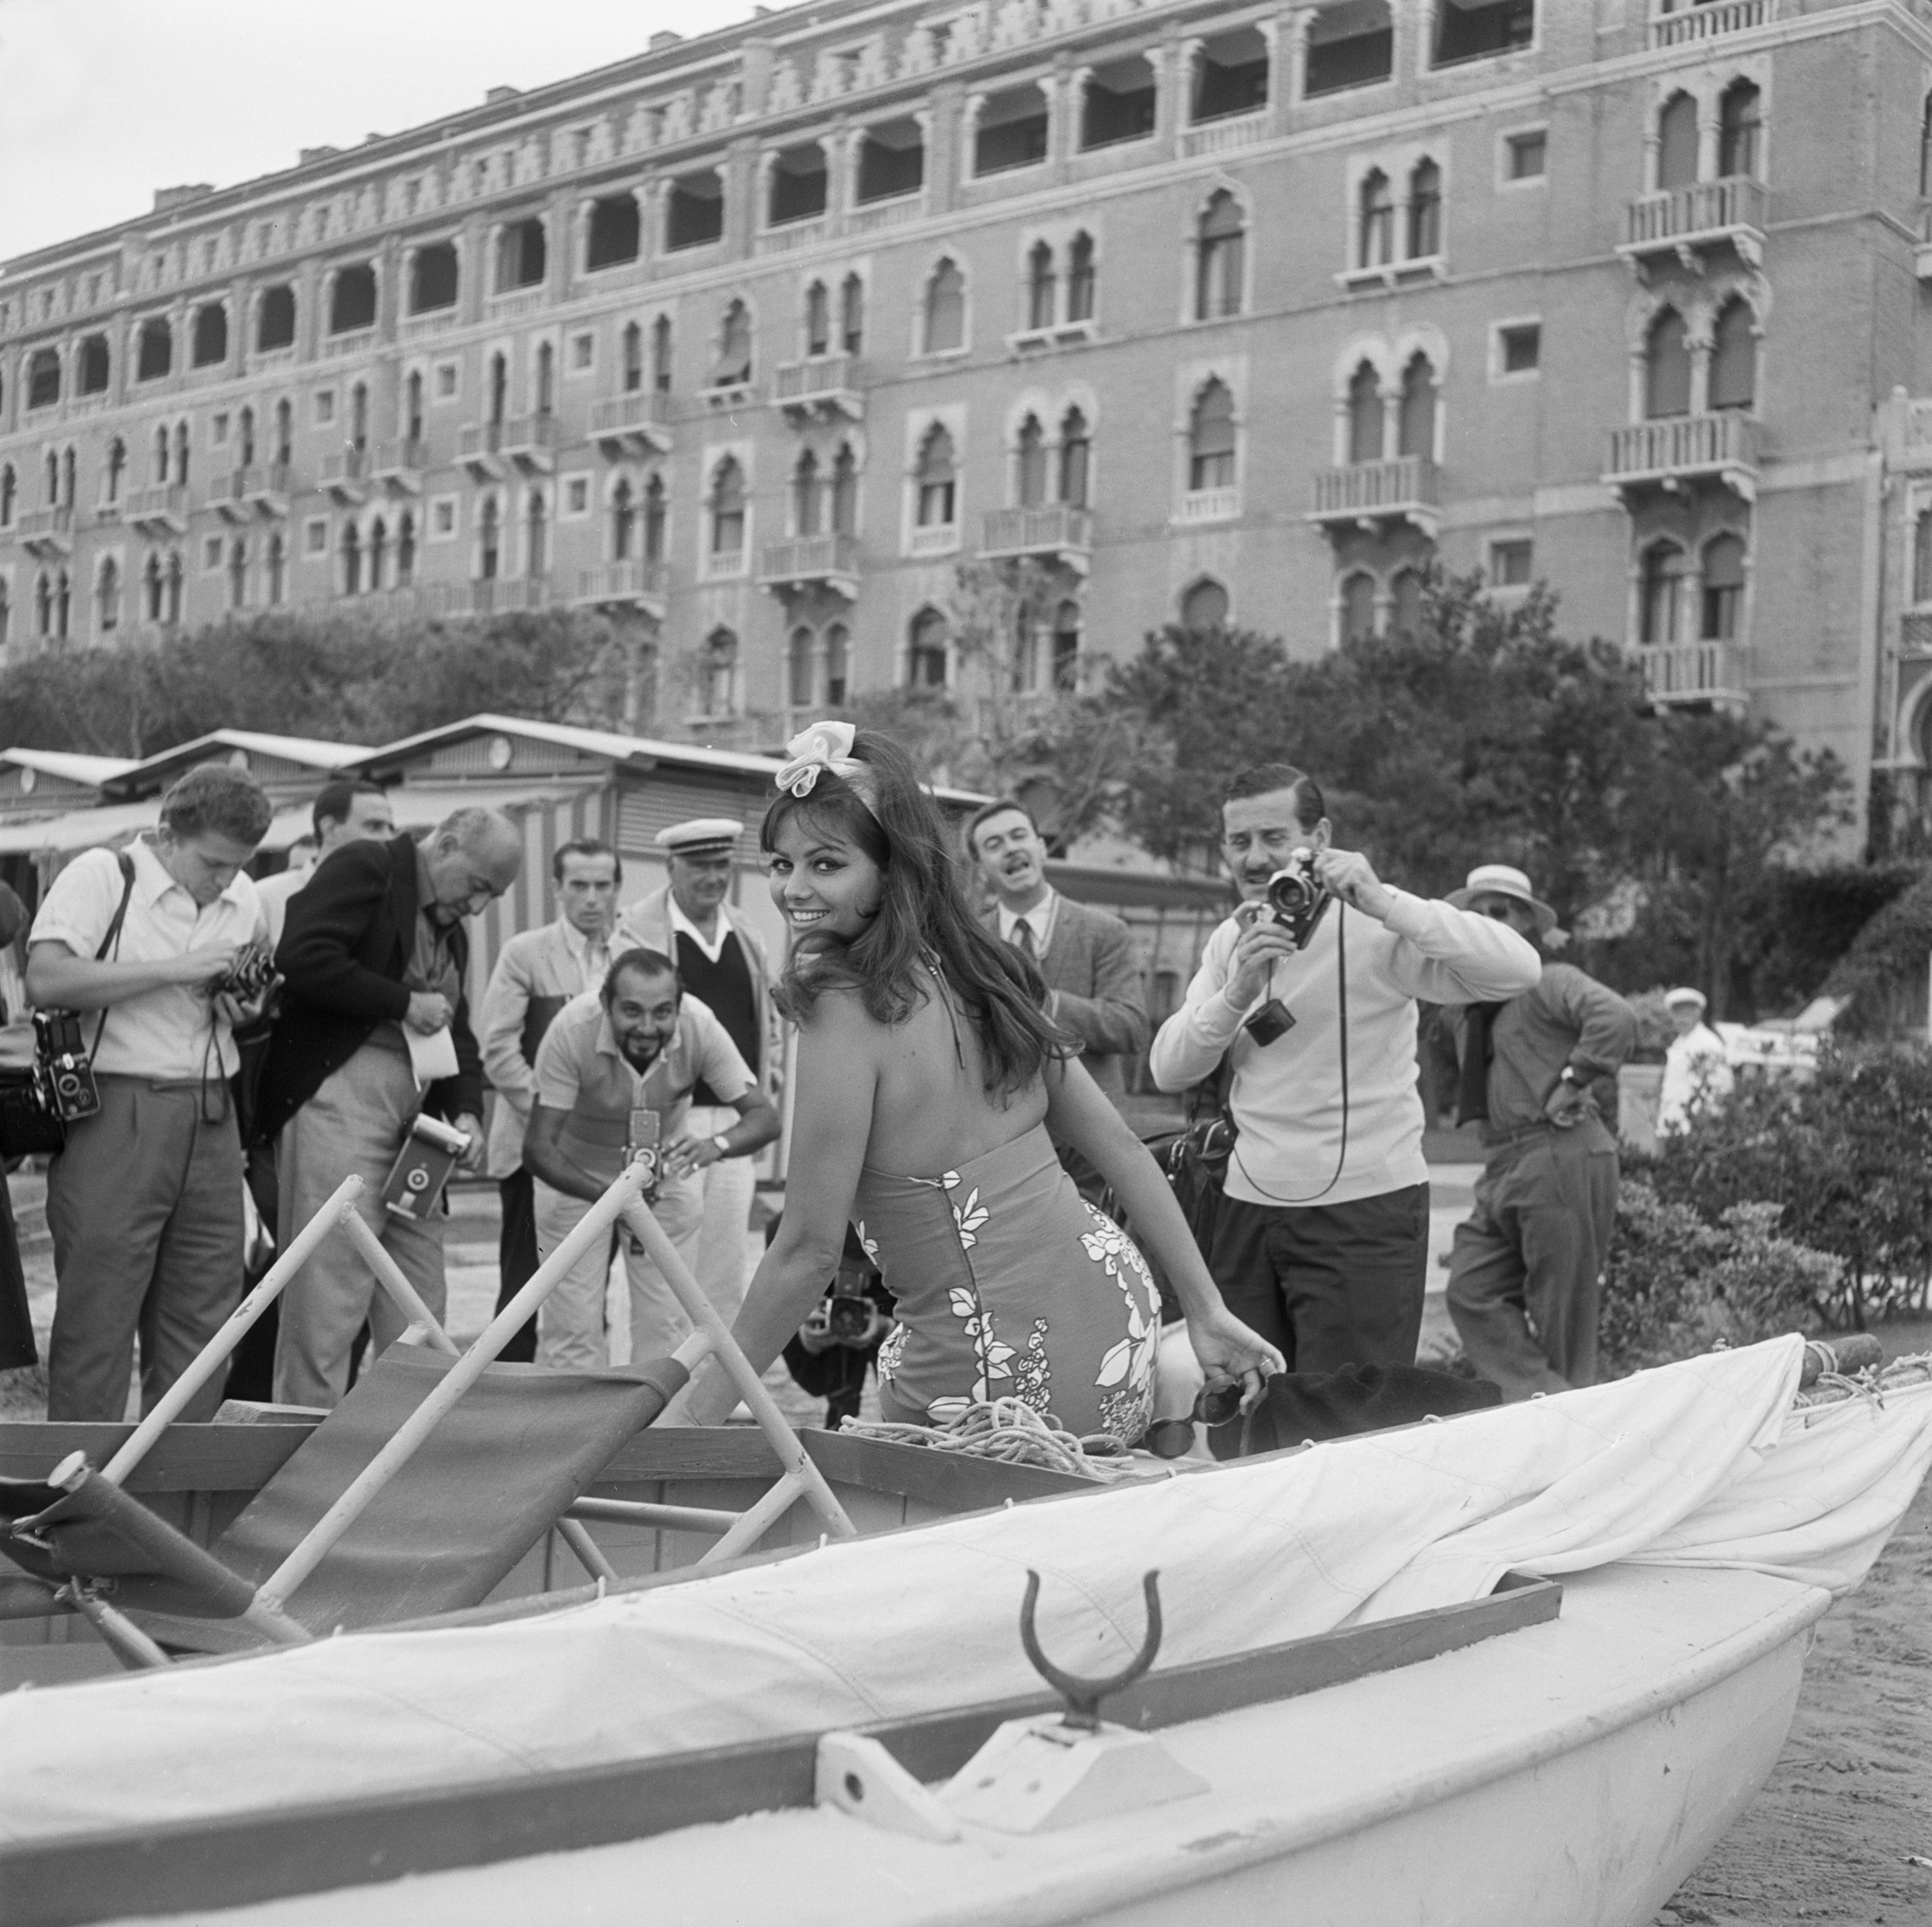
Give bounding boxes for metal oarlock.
[1019,1568,1164,1731]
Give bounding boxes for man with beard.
[968,799,1148,1198]
[522,947,779,1369]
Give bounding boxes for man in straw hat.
[614,817,781,1334]
[1658,986,1733,1136]
[1438,862,1636,1400]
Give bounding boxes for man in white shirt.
[1149,763,1541,1399]
[478,839,620,1360]
[26,764,276,1420]
[614,820,779,1335]
[256,781,395,951]
[1658,986,1733,1135]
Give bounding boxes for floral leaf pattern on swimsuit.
[876,1319,906,1384]
[948,1283,1016,1398]
[1082,1203,1162,1439]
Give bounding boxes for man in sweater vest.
[613,819,780,1335]
[1150,764,1540,1413]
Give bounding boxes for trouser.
[685,1104,757,1332]
[532,1171,705,1369]
[224,1133,282,1403]
[45,1076,245,1422]
[1447,1120,1618,1402]
[491,1166,540,1365]
[1205,1184,1430,1452]
[274,1042,447,1409]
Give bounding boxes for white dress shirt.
[996,889,1058,958]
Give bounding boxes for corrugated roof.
[1,748,139,787]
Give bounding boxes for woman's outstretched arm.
[680,994,877,1426]
[1044,1059,1285,1405]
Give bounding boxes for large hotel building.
[3,0,1932,831]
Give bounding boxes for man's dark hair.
[311,780,388,839]
[1223,763,1327,831]
[604,947,679,1001]
[964,797,1039,849]
[160,763,274,845]
[553,838,622,885]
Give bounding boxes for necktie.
[1455,1003,1508,1126]
[1013,920,1037,960]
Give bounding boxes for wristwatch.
[1556,1066,1580,1088]
[710,1133,734,1157]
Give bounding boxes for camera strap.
[83,851,138,1068]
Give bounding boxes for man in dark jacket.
[257,808,521,1406]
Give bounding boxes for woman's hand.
[1183,1304,1284,1415]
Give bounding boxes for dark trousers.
[1446,1120,1617,1401]
[492,1167,539,1364]
[1206,1181,1430,1387]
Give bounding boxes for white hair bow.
[775,719,860,799]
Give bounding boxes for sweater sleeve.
[1378,892,1543,1005]
[1148,919,1247,1092]
[276,844,411,1022]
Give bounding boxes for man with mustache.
[1149,764,1539,1419]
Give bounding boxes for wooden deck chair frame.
[20,1160,855,1666]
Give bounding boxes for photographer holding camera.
[25,764,276,1422]
[1148,765,1539,1404]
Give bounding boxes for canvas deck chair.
[1,1163,855,1667]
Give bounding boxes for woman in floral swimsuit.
[679,723,1282,1445]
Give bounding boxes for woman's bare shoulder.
[795,980,885,1042]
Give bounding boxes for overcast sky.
[0,0,764,267]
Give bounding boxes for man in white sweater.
[1150,764,1541,1398]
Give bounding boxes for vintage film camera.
[212,942,277,1005]
[1238,850,1333,1048]
[32,1009,103,1125]
[626,1106,662,1203]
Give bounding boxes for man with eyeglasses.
[1149,767,1539,1420]
[253,807,522,1406]
[1438,863,1635,1401]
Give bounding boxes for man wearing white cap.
[1440,863,1637,1401]
[1658,987,1732,1136]
[614,818,780,1331]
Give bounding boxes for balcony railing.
[1604,413,1759,500]
[1649,0,1775,50]
[1621,175,1766,266]
[458,415,556,474]
[773,355,864,420]
[125,484,191,532]
[1310,457,1441,535]
[590,392,673,455]
[758,532,859,596]
[576,559,669,611]
[13,506,74,555]
[207,465,291,519]
[319,447,369,502]
[980,504,1094,567]
[447,576,551,617]
[1177,486,1240,525]
[1635,641,1746,705]
[369,440,427,487]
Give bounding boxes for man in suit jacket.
[256,808,522,1406]
[968,800,1148,1196]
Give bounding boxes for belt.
[1480,1116,1559,1149]
[97,1072,228,1093]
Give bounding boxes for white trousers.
[684,1103,757,1337]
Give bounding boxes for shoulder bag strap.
[85,849,138,1064]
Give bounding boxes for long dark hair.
[761,730,1072,1095]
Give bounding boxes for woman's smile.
[767,817,883,940]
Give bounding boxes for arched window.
[1357,170,1394,268]
[154,425,171,483]
[915,424,957,525]
[792,449,821,536]
[77,335,111,396]
[824,622,850,705]
[1027,242,1056,331]
[1914,507,1932,606]
[644,474,667,560]
[1640,542,1688,645]
[1397,353,1437,459]
[172,422,190,488]
[1348,361,1383,465]
[612,478,636,560]
[622,322,644,394]
[830,444,858,535]
[709,457,746,555]
[396,511,417,586]
[1067,233,1097,323]
[266,531,286,607]
[1407,159,1441,259]
[257,285,296,352]
[349,383,368,454]
[1657,91,1699,192]
[1060,408,1091,508]
[0,465,14,525]
[238,406,257,467]
[1196,191,1245,321]
[1645,308,1692,420]
[714,301,753,386]
[33,573,51,640]
[191,302,227,368]
[804,281,830,358]
[404,372,423,445]
[1709,298,1755,412]
[700,628,740,715]
[136,317,173,382]
[104,440,126,505]
[1389,568,1424,638]
[1051,598,1081,691]
[27,348,61,410]
[488,352,508,426]
[97,556,121,634]
[907,607,949,686]
[43,451,58,505]
[925,260,965,353]
[841,273,865,354]
[479,495,501,579]
[228,537,249,610]
[1015,416,1047,507]
[341,521,363,596]
[53,571,72,640]
[1700,533,1747,641]
[1189,379,1236,491]
[145,553,165,622]
[274,399,293,466]
[163,552,183,626]
[526,491,547,576]
[1339,570,1377,644]
[367,516,388,592]
[1719,81,1760,179]
[535,341,555,416]
[60,448,75,508]
[1181,577,1228,631]
[788,626,817,707]
[652,314,673,392]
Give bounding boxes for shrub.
[1599,1181,1841,1378]
[1634,1042,1932,1327]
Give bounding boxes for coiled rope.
[840,1398,1142,1482]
